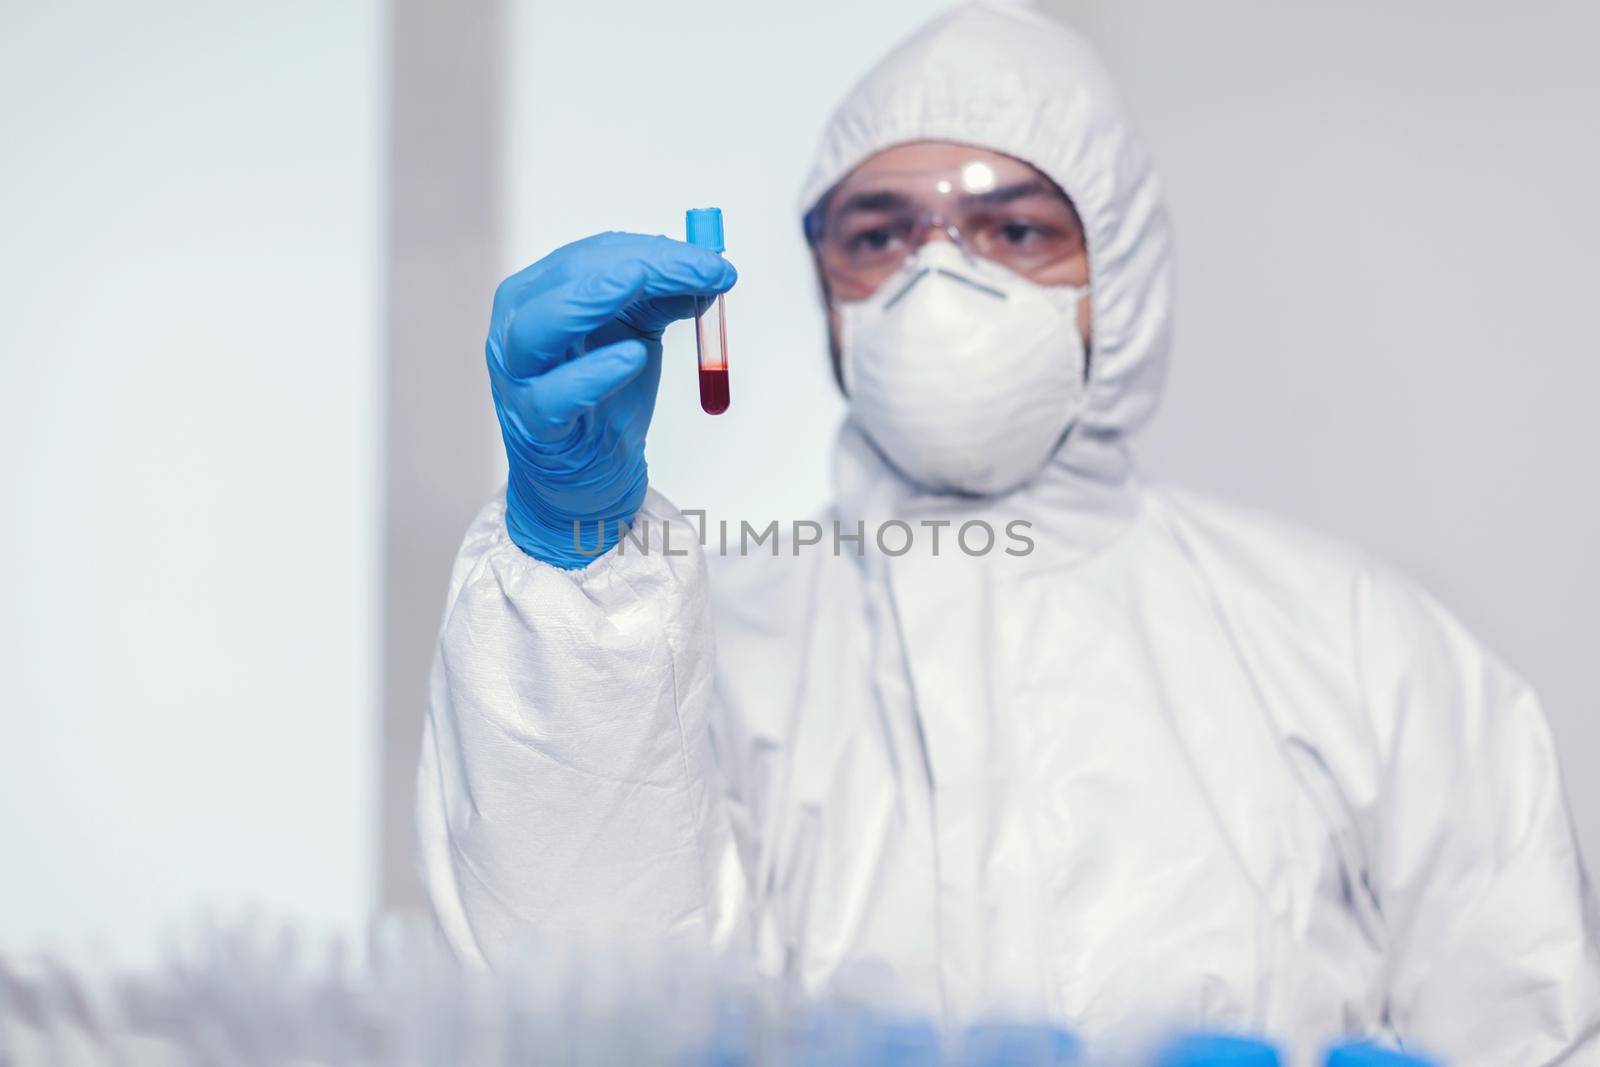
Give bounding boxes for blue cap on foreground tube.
[1154,1033,1281,1067]
[959,1022,1081,1066]
[863,1018,942,1067]
[1324,1042,1440,1067]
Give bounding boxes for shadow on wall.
[382,0,505,913]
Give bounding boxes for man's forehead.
[836,157,1049,200]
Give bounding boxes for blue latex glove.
[485,231,736,567]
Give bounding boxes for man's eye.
[849,228,899,254]
[998,222,1044,245]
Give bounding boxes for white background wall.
[0,1,383,956]
[1049,0,1600,867]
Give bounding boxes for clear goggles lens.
[807,159,1085,292]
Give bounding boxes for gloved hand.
[485,231,737,567]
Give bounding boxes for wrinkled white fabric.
[840,241,1090,496]
[417,3,1600,1065]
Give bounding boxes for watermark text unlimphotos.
[567,512,1035,560]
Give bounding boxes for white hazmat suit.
[417,3,1600,1062]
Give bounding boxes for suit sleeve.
[414,489,748,968]
[1355,568,1600,1064]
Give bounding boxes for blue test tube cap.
[687,207,726,252]
[1154,1033,1281,1067]
[1324,1042,1440,1067]
[959,1022,1081,1066]
[863,1017,942,1067]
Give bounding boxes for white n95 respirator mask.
[837,241,1090,497]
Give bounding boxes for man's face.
[811,141,1092,379]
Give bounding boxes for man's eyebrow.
[829,179,1062,218]
[960,179,1057,207]
[832,189,917,216]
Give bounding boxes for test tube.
[686,207,730,415]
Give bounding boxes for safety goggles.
[805,158,1086,294]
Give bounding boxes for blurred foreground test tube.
[1324,1042,1439,1067]
[1154,1033,1281,1067]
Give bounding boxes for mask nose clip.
[884,237,1010,310]
[881,266,931,310]
[932,267,1007,300]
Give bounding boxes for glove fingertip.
[606,336,650,366]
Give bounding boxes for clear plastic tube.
[686,207,730,416]
[695,292,730,415]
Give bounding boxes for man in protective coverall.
[416,3,1600,1062]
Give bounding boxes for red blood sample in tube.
[699,365,730,416]
[695,292,730,415]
